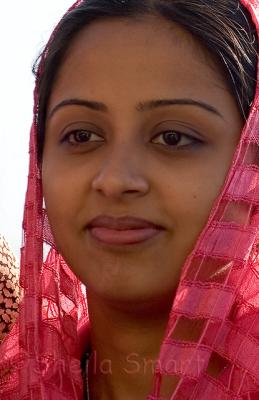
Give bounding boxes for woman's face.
[42,16,243,309]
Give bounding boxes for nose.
[91,147,150,199]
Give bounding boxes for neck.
[86,290,172,400]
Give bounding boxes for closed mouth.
[87,215,164,246]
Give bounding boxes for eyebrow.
[48,97,223,119]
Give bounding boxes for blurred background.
[0,0,73,258]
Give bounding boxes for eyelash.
[61,129,202,149]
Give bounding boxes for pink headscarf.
[0,0,258,398]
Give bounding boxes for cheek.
[162,157,231,247]
[42,158,87,248]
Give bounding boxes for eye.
[61,129,104,145]
[152,131,201,148]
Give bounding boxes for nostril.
[124,189,140,194]
[91,171,150,198]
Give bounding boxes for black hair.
[33,0,258,160]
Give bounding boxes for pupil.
[76,131,90,141]
[163,131,181,145]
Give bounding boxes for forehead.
[49,16,228,111]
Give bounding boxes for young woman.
[0,0,258,399]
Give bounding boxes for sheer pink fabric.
[0,0,258,398]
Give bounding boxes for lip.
[87,215,164,246]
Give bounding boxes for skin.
[42,16,243,400]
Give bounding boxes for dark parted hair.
[33,0,258,160]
